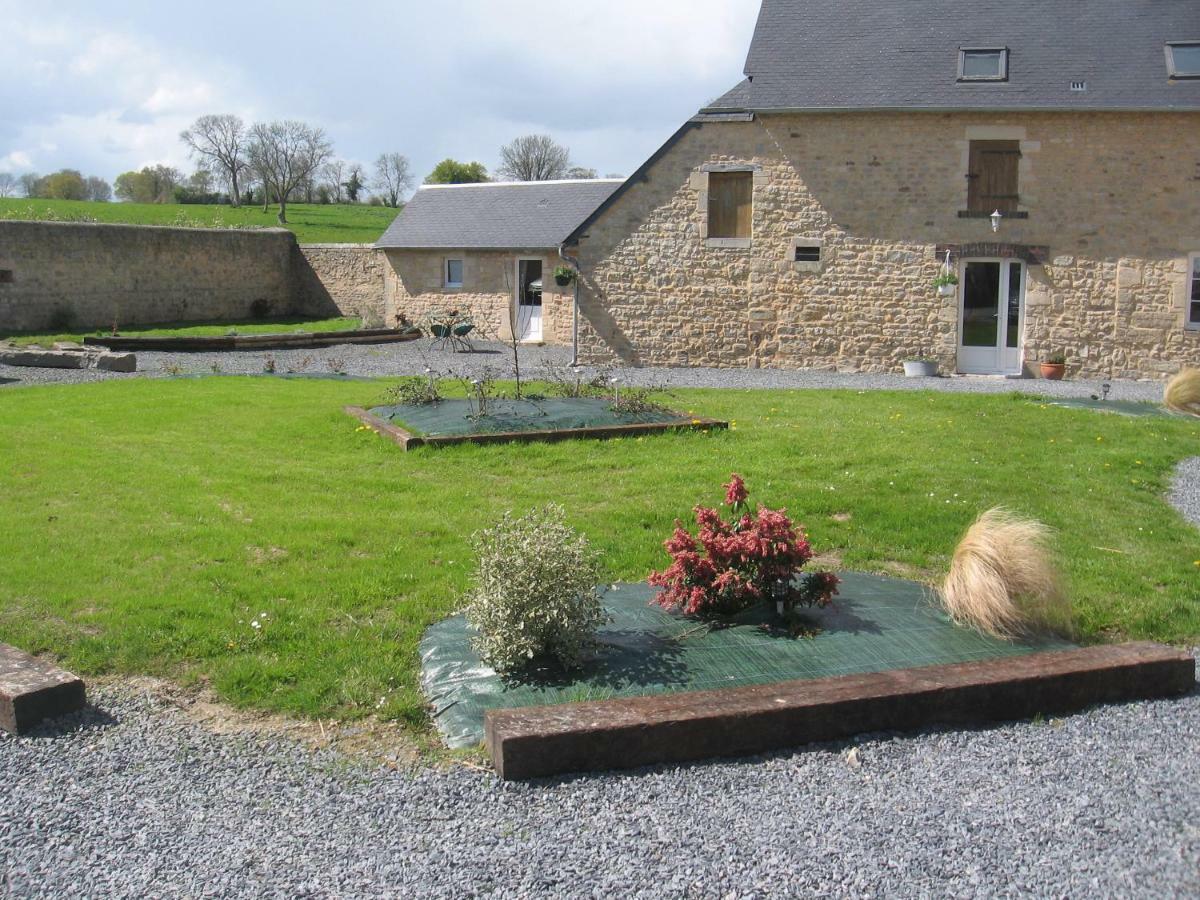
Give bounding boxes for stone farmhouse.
[563,0,1200,378]
[376,180,622,345]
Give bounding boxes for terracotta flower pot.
[1040,362,1067,381]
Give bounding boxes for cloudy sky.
[0,0,762,189]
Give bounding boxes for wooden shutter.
[967,141,1021,213]
[708,171,753,239]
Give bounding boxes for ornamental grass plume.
[940,508,1071,639]
[1164,368,1200,417]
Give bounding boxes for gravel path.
[3,667,1197,899]
[0,338,1167,401]
[1171,458,1200,529]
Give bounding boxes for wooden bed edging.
[84,328,421,353]
[345,406,728,450]
[484,642,1195,780]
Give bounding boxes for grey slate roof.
[375,180,624,250]
[705,0,1200,112]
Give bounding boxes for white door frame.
[956,257,1026,375]
[514,257,544,343]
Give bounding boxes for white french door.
[957,259,1026,375]
[515,259,543,342]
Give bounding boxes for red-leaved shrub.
[649,475,839,617]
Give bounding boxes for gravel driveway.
[2,666,1197,899]
[0,338,1169,401]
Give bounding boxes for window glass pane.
[1191,301,1200,326]
[962,262,1001,347]
[1007,262,1022,348]
[446,259,463,285]
[1170,44,1200,76]
[962,50,1004,79]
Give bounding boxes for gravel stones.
[0,338,1170,402]
[2,663,1197,898]
[1170,458,1200,529]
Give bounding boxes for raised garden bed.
[419,573,1195,778]
[348,398,727,449]
[84,327,421,353]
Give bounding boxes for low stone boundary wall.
[0,220,388,334]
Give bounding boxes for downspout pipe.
[558,243,581,366]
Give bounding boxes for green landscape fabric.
[1048,398,1176,419]
[371,398,689,437]
[421,572,1076,749]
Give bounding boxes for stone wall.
[571,111,1200,379]
[382,249,573,345]
[295,244,387,326]
[0,221,301,333]
[0,221,391,333]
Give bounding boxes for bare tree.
[247,120,333,224]
[0,173,15,197]
[565,166,598,180]
[322,159,346,204]
[181,114,249,207]
[19,173,42,198]
[85,176,112,202]
[373,153,413,208]
[497,135,572,181]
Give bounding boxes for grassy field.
[3,316,363,347]
[0,378,1196,729]
[0,198,399,244]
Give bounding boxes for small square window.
[794,244,821,263]
[0,269,12,284]
[445,258,463,288]
[959,48,1009,82]
[1188,255,1200,330]
[1167,43,1200,79]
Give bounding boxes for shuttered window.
[708,171,753,240]
[967,140,1021,214]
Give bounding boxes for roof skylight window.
[959,48,1009,82]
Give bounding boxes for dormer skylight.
[1166,43,1200,79]
[958,48,1009,82]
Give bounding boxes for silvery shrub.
[463,504,606,674]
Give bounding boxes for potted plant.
[553,265,577,287]
[933,270,959,298]
[904,351,940,378]
[1041,352,1067,381]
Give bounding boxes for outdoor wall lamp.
[990,209,1004,233]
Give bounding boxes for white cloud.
[0,0,763,183]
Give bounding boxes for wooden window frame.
[444,258,464,289]
[1166,42,1200,80]
[958,48,1009,82]
[966,140,1022,215]
[706,169,754,247]
[1188,253,1200,331]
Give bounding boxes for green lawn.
[0,379,1196,730]
[0,198,399,244]
[3,316,363,347]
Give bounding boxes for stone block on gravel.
[95,352,137,373]
[0,643,87,735]
[0,349,89,369]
